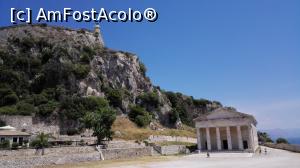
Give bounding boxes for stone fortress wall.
[0,115,60,136]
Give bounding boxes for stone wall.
[148,135,197,143]
[0,146,153,167]
[0,152,100,168]
[102,147,153,160]
[153,145,187,155]
[0,115,60,136]
[0,146,96,157]
[264,143,300,153]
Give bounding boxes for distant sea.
[287,137,300,145]
[262,128,300,145]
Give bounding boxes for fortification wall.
[0,115,60,136]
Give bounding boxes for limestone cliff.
[0,24,221,132]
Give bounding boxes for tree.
[83,107,116,145]
[276,137,289,144]
[257,131,273,143]
[30,132,51,155]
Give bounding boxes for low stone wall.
[0,146,153,167]
[0,152,100,168]
[0,146,96,157]
[153,145,187,155]
[264,143,300,153]
[148,135,197,143]
[102,147,153,160]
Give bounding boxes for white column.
[196,128,202,151]
[248,125,253,151]
[226,126,232,150]
[237,126,244,150]
[206,127,211,150]
[216,127,221,150]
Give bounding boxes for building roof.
[0,130,30,136]
[193,107,257,125]
[0,125,16,130]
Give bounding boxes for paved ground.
[48,147,300,168]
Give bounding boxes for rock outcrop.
[0,24,222,130]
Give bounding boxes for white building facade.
[194,108,259,152]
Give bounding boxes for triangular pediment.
[206,108,242,120]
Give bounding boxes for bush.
[139,62,147,77]
[33,94,48,106]
[83,97,109,111]
[16,102,35,115]
[37,101,58,117]
[134,114,151,127]
[11,142,19,150]
[66,128,79,136]
[128,106,152,127]
[59,96,109,120]
[193,99,211,107]
[0,106,17,115]
[106,88,123,108]
[0,140,10,149]
[3,93,19,106]
[73,64,90,79]
[276,137,289,144]
[137,91,160,109]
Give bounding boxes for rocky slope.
[0,24,222,132]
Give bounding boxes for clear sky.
[0,0,299,129]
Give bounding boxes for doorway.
[243,141,248,149]
[223,140,228,150]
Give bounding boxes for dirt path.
[44,147,300,168]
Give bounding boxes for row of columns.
[197,125,248,151]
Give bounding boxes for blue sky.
[0,0,299,129]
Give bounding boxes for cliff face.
[0,24,221,131]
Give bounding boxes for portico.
[194,108,258,152]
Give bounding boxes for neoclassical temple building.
[194,108,259,152]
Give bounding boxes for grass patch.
[112,117,196,141]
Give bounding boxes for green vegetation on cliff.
[0,25,224,132]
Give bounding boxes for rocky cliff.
[0,24,222,132]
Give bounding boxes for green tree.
[257,131,273,143]
[83,107,116,145]
[30,132,51,155]
[276,137,289,144]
